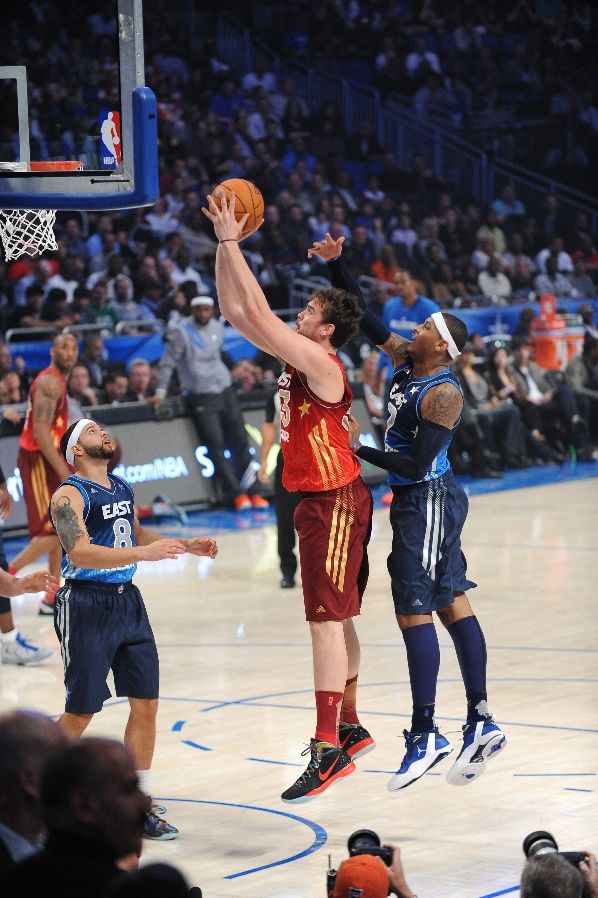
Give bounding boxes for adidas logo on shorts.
[316,605,327,613]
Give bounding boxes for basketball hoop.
[0,161,83,261]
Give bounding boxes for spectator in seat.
[565,334,598,444]
[124,359,154,402]
[8,285,46,332]
[109,276,156,331]
[0,710,67,880]
[454,343,532,469]
[99,371,130,406]
[533,255,574,296]
[508,337,592,459]
[4,738,151,898]
[535,236,573,275]
[491,184,526,222]
[370,243,401,284]
[41,288,76,329]
[569,258,596,298]
[68,364,99,409]
[477,255,513,301]
[79,335,117,390]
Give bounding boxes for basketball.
[212,178,264,238]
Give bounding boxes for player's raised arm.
[309,232,410,368]
[203,191,342,396]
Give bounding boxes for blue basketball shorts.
[54,579,159,713]
[387,471,476,615]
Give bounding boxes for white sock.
[137,769,151,796]
[1,629,17,643]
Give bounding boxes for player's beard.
[84,444,115,460]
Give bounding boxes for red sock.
[314,690,343,745]
[340,675,360,725]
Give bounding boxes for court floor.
[1,475,597,898]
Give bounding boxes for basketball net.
[0,209,58,260]
[0,161,82,261]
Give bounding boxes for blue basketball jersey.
[60,473,137,583]
[385,362,462,487]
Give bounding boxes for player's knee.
[130,698,158,720]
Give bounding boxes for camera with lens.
[327,830,393,894]
[523,830,587,867]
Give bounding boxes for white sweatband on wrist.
[431,312,461,359]
[65,418,95,466]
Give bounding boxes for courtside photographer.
[521,831,598,898]
[327,830,418,898]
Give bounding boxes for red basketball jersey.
[19,366,69,453]
[278,355,361,492]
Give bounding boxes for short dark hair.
[311,287,363,349]
[46,287,68,304]
[442,313,468,353]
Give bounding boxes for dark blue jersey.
[60,473,137,583]
[385,362,462,487]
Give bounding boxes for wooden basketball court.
[2,477,597,898]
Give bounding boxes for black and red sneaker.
[339,723,376,760]
[281,739,355,803]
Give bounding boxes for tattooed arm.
[32,374,71,479]
[50,486,186,568]
[378,333,410,369]
[420,381,463,429]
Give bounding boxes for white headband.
[431,312,461,359]
[65,418,95,466]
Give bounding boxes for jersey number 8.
[113,517,133,549]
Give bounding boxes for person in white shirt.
[535,237,573,274]
[478,256,513,300]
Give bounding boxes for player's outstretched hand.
[345,413,361,447]
[140,539,186,561]
[16,571,59,595]
[307,232,345,261]
[185,537,218,558]
[202,190,247,243]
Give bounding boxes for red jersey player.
[10,334,77,614]
[203,191,375,803]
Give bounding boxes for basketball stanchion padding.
[0,161,83,260]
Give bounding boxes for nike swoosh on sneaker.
[318,753,342,782]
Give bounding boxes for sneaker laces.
[294,740,333,785]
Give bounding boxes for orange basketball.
[212,178,264,238]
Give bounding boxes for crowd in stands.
[1,1,597,484]
[229,0,597,184]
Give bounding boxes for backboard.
[0,0,158,210]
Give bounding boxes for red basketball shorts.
[295,476,373,622]
[18,449,62,538]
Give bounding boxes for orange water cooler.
[531,294,583,370]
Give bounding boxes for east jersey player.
[50,419,218,839]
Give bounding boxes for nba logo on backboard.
[99,111,122,168]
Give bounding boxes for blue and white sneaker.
[0,632,53,665]
[387,728,453,791]
[446,717,506,786]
